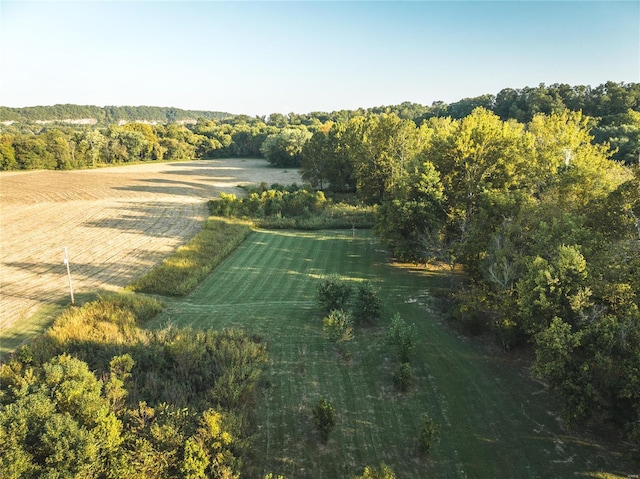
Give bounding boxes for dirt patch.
[0,159,300,330]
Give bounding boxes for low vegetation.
[352,463,396,479]
[209,183,375,230]
[1,293,266,478]
[128,217,252,296]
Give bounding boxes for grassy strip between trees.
[127,216,253,296]
[147,229,633,478]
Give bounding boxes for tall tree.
[349,113,424,204]
[260,127,312,167]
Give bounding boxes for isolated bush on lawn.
[322,309,354,344]
[419,414,441,454]
[351,281,383,325]
[323,309,355,361]
[312,397,336,443]
[386,314,417,363]
[352,463,396,479]
[393,362,414,392]
[317,275,352,313]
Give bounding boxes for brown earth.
[0,159,301,331]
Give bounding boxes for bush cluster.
[210,183,325,219]
[1,294,267,478]
[209,184,376,230]
[317,276,383,325]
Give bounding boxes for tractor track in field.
[0,159,300,335]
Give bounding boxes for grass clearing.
[148,229,630,478]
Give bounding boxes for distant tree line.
[1,81,638,170]
[0,104,230,123]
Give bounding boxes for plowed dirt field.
[0,159,300,331]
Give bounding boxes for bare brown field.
[0,159,300,336]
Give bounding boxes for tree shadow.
[81,200,204,237]
[3,259,154,293]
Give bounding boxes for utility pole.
[63,247,75,305]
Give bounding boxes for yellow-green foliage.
[17,293,161,367]
[210,184,376,230]
[128,217,252,296]
[48,294,161,346]
[2,292,267,478]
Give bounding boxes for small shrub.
[419,414,441,454]
[317,275,352,313]
[392,362,414,392]
[312,397,336,443]
[386,314,416,363]
[352,281,383,325]
[323,309,354,361]
[352,463,396,479]
[322,309,354,344]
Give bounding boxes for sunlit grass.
[0,291,104,358]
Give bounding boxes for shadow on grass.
[0,291,102,359]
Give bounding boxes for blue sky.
[1,1,638,116]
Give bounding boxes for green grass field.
[147,229,628,479]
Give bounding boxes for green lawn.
[147,229,628,479]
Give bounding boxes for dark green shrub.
[352,281,383,325]
[419,414,440,454]
[312,397,336,443]
[393,362,414,392]
[386,314,416,363]
[317,275,352,313]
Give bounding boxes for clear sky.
[1,1,638,116]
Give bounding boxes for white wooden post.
[63,247,75,305]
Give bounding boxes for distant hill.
[0,104,233,124]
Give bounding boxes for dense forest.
[1,81,638,170]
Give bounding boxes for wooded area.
[1,81,638,170]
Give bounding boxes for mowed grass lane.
[148,229,627,479]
